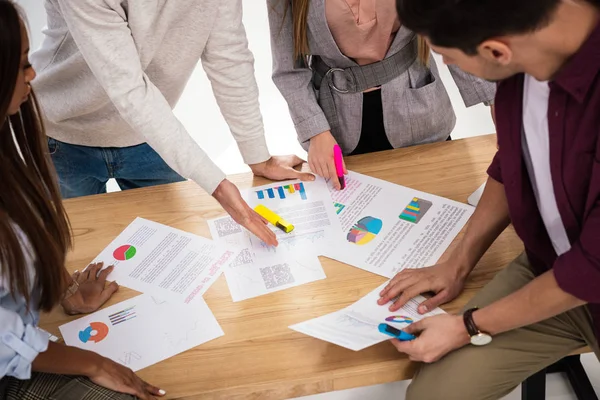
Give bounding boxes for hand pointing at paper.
[378,259,469,314]
[212,180,278,247]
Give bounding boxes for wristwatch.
[463,307,492,346]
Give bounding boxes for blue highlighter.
[378,323,416,341]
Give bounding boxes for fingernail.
[420,305,428,313]
[74,270,79,273]
[159,389,166,395]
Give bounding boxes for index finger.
[327,158,341,190]
[379,272,417,303]
[390,338,415,355]
[97,265,115,285]
[403,321,425,336]
[389,279,434,311]
[85,262,104,281]
[247,216,278,247]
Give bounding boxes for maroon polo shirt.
[488,22,600,341]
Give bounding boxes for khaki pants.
[407,253,600,400]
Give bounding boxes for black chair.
[522,355,598,400]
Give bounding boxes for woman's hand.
[61,262,119,315]
[90,356,165,400]
[308,130,347,190]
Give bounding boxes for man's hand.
[250,156,314,182]
[390,314,470,363]
[212,180,278,247]
[378,260,470,314]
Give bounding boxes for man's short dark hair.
[396,0,574,55]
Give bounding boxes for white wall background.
[14,2,599,400]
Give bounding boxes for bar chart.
[255,183,307,201]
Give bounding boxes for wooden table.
[40,134,524,400]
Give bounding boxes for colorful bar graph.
[254,183,308,201]
[108,306,137,326]
[299,183,307,200]
[277,186,286,199]
[399,198,433,224]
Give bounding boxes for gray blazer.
[267,0,496,154]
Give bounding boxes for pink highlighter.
[333,144,346,190]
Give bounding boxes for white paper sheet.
[208,179,342,258]
[468,182,486,206]
[94,218,235,305]
[59,294,223,371]
[324,172,474,278]
[290,283,445,351]
[207,180,333,301]
[223,252,325,302]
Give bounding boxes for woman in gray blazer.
[268,0,496,189]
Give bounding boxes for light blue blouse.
[0,227,50,380]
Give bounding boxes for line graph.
[118,351,141,366]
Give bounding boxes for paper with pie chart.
[290,282,445,351]
[59,294,223,372]
[91,218,235,305]
[322,172,474,278]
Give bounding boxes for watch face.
[471,333,492,346]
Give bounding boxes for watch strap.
[463,307,480,337]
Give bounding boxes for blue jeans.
[48,138,186,199]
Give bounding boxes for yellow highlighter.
[254,204,295,233]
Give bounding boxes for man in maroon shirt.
[374,0,600,398]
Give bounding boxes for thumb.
[100,281,119,304]
[285,167,315,182]
[289,154,306,167]
[417,290,450,314]
[404,320,425,335]
[296,171,315,181]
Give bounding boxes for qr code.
[260,264,295,289]
[230,249,253,267]
[214,217,242,238]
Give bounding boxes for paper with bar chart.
[323,172,474,278]
[93,218,235,305]
[59,294,223,371]
[208,179,341,257]
[207,179,338,301]
[290,282,445,351]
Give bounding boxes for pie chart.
[78,322,109,344]
[347,217,383,246]
[113,245,137,261]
